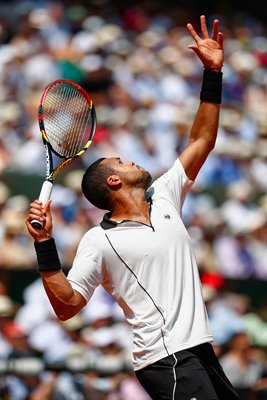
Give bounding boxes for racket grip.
[39,180,53,205]
[31,181,53,229]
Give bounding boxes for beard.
[135,169,152,190]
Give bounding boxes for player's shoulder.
[150,158,192,191]
[81,225,106,245]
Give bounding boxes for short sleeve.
[67,229,104,302]
[149,158,194,214]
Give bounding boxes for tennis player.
[26,15,239,400]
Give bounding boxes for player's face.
[103,157,152,189]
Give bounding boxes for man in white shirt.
[26,15,239,400]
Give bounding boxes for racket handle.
[39,180,53,204]
[31,181,53,229]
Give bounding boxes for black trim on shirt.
[104,233,169,358]
[100,213,118,230]
[100,193,154,231]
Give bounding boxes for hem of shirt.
[67,278,91,303]
[132,335,213,371]
[176,157,194,184]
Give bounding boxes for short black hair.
[81,158,116,210]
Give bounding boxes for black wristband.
[34,238,62,272]
[200,68,223,104]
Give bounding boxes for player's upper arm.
[179,138,214,181]
[55,289,87,321]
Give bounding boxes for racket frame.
[31,79,96,229]
[39,79,96,172]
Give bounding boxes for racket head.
[38,79,97,159]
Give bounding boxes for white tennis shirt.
[67,158,213,371]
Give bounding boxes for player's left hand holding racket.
[30,79,97,230]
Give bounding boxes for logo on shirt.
[164,214,171,220]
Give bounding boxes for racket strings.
[54,83,91,155]
[70,89,91,155]
[43,82,93,157]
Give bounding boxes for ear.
[107,174,121,188]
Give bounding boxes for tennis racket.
[31,79,97,229]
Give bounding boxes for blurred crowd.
[0,0,267,398]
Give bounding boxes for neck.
[110,188,150,223]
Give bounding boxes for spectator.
[220,332,267,400]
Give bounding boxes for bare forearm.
[26,203,86,320]
[179,67,222,181]
[189,101,220,148]
[179,101,220,180]
[189,67,223,148]
[41,270,86,320]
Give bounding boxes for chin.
[139,170,152,189]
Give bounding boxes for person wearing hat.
[26,15,239,400]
